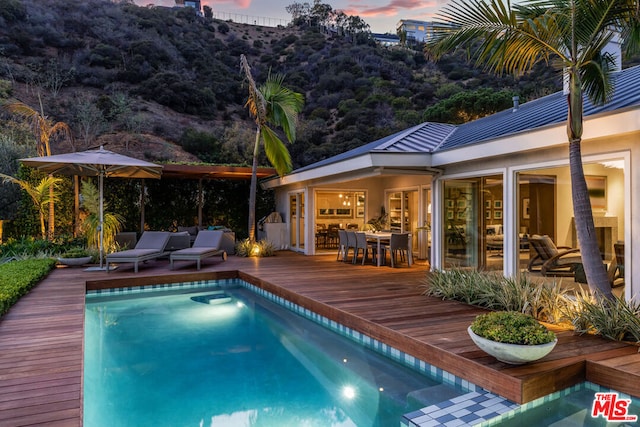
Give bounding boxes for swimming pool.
[84,280,468,426]
[485,385,640,426]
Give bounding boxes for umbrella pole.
[99,172,104,269]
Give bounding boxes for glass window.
[442,175,503,270]
[315,191,366,250]
[517,161,625,282]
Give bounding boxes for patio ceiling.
[161,164,276,180]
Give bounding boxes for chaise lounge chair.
[527,234,582,277]
[106,231,171,273]
[169,230,227,270]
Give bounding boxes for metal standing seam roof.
[289,65,640,175]
[437,64,640,150]
[293,121,456,173]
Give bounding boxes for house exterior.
[396,19,450,44]
[371,33,401,47]
[174,0,202,14]
[263,65,640,301]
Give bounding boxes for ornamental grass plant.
[235,238,276,257]
[424,269,640,345]
[423,269,572,324]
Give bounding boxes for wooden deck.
[1,251,639,426]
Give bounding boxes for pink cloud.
[344,0,437,17]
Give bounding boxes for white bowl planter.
[57,256,92,267]
[467,326,557,365]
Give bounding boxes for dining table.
[365,232,413,267]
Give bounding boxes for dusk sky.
[134,0,448,34]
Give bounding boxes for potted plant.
[467,311,557,364]
[57,248,93,266]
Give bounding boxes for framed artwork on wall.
[585,175,607,211]
[522,198,530,219]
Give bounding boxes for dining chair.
[345,231,357,262]
[336,229,348,261]
[315,223,327,248]
[327,223,340,248]
[381,233,410,268]
[353,232,375,265]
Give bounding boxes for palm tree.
[0,173,62,239]
[240,55,304,243]
[80,180,124,253]
[427,0,640,299]
[3,98,73,240]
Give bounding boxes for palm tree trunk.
[566,71,612,299]
[48,177,54,240]
[248,127,261,243]
[569,140,612,299]
[39,210,46,240]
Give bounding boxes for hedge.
[0,259,56,317]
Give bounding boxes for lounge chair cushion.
[169,230,227,270]
[106,231,171,273]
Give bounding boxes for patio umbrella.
[20,146,163,270]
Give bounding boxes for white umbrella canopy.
[20,146,163,270]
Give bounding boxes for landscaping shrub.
[470,311,556,345]
[423,268,640,344]
[235,238,275,257]
[423,269,574,323]
[571,293,640,344]
[0,236,86,262]
[0,258,56,317]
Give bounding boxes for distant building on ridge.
[372,33,400,47]
[396,19,456,44]
[174,0,202,15]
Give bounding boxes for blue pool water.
[494,388,640,426]
[84,282,465,426]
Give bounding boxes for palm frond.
[261,73,304,143]
[261,127,292,176]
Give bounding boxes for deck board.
[1,251,639,425]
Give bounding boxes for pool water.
[84,283,464,426]
[496,388,640,426]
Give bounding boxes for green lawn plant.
[470,311,556,345]
[0,258,56,317]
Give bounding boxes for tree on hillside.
[240,55,304,244]
[3,98,74,239]
[423,88,517,124]
[427,0,640,299]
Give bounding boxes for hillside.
[0,0,564,169]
